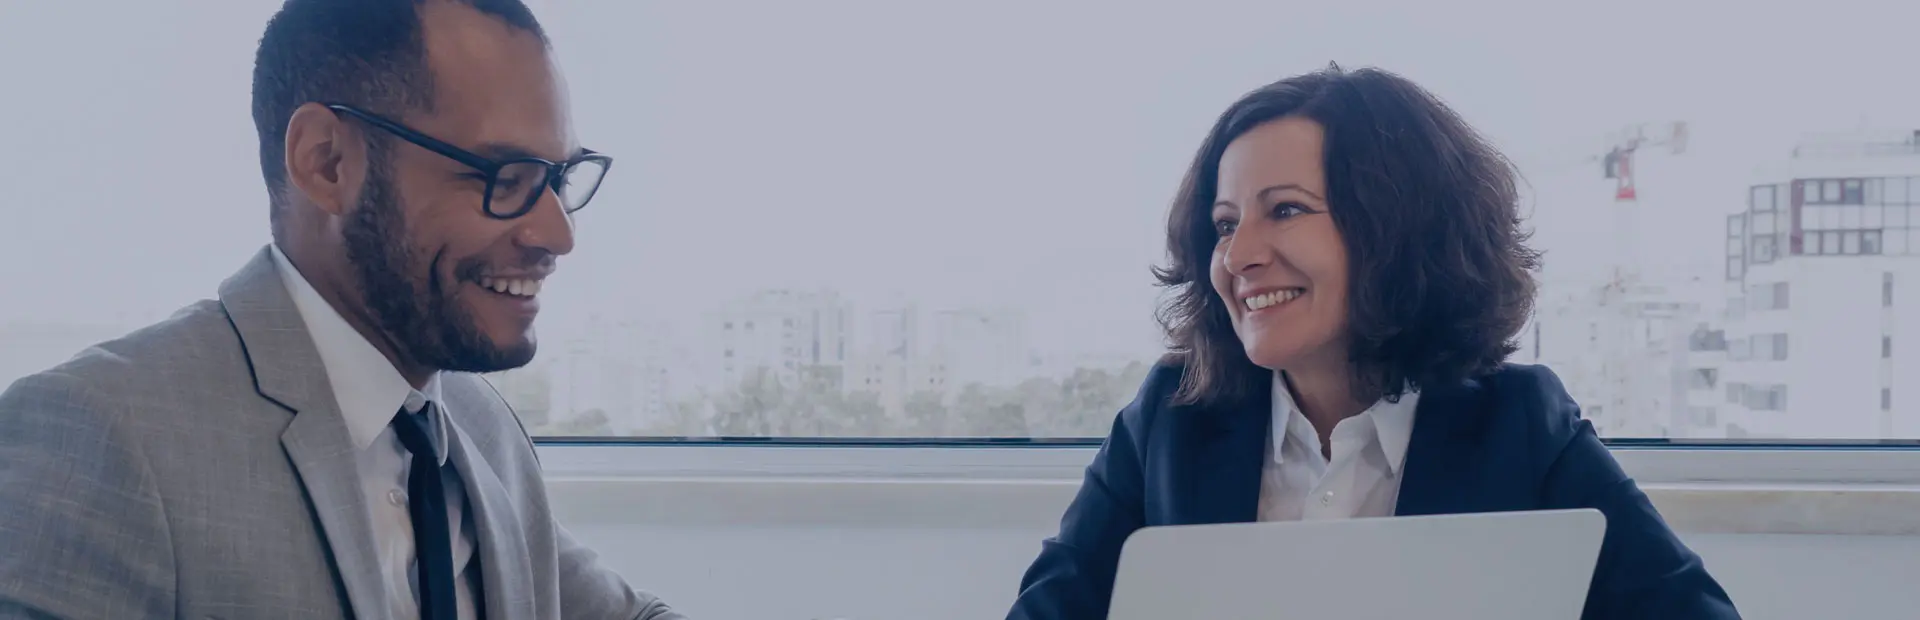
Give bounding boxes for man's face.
[344,2,580,374]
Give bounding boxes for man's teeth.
[1244,289,1303,311]
[477,277,542,297]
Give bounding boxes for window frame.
[531,440,1920,486]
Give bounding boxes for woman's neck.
[1280,366,1375,456]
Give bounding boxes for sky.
[2,0,1917,361]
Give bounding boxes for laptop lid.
[1108,508,1607,620]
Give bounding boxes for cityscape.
[1,128,1913,440]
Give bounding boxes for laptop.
[1107,508,1607,620]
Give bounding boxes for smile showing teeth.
[1243,289,1303,311]
[477,276,543,298]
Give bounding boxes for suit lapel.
[442,396,535,620]
[220,247,387,620]
[1188,374,1271,525]
[1395,377,1486,517]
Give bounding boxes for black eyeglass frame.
[325,103,613,220]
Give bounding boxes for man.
[0,1,683,618]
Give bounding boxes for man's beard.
[341,147,537,374]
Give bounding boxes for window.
[1751,185,1776,211]
[1741,384,1790,412]
[6,1,1914,449]
[1843,179,1865,204]
[1748,282,1789,310]
[1890,176,1913,204]
[1885,337,1894,359]
[1888,389,1896,412]
[1752,235,1776,262]
[1889,273,1898,307]
[1751,333,1788,361]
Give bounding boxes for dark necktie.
[392,403,458,620]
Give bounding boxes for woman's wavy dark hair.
[1154,64,1541,408]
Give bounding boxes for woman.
[1005,66,1739,620]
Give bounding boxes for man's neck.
[276,240,437,389]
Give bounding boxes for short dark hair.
[250,0,547,231]
[1154,64,1541,408]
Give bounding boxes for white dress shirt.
[271,246,481,620]
[1256,373,1420,522]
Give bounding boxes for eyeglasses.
[325,104,612,220]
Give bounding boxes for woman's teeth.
[1243,289,1303,311]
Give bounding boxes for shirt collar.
[1270,372,1421,476]
[270,245,446,464]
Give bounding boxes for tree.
[711,367,784,436]
[547,408,612,436]
[637,397,713,437]
[950,383,1028,437]
[902,390,949,436]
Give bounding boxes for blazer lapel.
[443,411,535,620]
[1188,374,1271,525]
[1395,377,1487,517]
[220,246,387,620]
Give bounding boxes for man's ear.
[282,103,365,218]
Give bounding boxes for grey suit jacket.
[0,247,684,620]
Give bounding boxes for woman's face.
[1208,116,1350,373]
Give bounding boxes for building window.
[1887,272,1896,307]
[1843,179,1865,204]
[1885,388,1894,412]
[1824,179,1843,203]
[1751,185,1775,211]
[1889,175,1912,204]
[1752,235,1776,262]
[1886,336,1894,359]
[1863,230,1883,255]
[1752,333,1787,361]
[1843,230,1862,254]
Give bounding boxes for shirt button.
[388,489,407,506]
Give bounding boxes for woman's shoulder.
[1458,362,1588,445]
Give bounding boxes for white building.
[1719,130,1920,439]
[1531,279,1702,438]
[928,308,1032,391]
[704,289,854,393]
[549,314,686,433]
[847,302,943,415]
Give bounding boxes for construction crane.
[1594,121,1689,202]
[1573,121,1689,293]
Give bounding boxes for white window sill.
[537,444,1920,536]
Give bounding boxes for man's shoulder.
[17,300,245,397]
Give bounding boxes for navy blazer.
[1007,362,1739,620]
